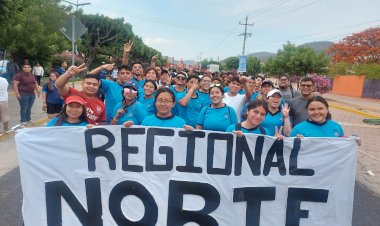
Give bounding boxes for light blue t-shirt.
[142,114,186,128]
[138,95,156,115]
[46,117,88,127]
[177,91,210,128]
[99,79,124,124]
[197,105,238,132]
[226,124,269,135]
[171,86,187,116]
[112,101,148,125]
[197,90,211,106]
[290,120,344,137]
[261,110,284,136]
[132,77,146,88]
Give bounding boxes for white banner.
[16,126,358,226]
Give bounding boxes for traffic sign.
[60,15,87,42]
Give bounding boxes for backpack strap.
[258,125,266,135]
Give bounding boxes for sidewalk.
[323,93,380,118]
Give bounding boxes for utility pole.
[239,16,254,55]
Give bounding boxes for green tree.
[223,57,239,70]
[262,42,328,76]
[246,56,261,76]
[0,0,71,66]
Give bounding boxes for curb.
[329,103,380,119]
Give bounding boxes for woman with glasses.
[110,82,148,126]
[141,87,193,130]
[196,84,238,132]
[138,80,157,115]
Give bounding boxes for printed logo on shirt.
[128,113,134,117]
[224,113,229,119]
[96,106,102,113]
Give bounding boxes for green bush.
[354,64,380,79]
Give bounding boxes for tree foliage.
[246,56,261,76]
[77,14,163,68]
[328,27,380,64]
[222,57,239,70]
[262,42,329,76]
[0,0,71,67]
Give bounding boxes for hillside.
[247,51,276,62]
[298,41,334,53]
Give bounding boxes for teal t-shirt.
[226,124,269,135]
[112,101,148,125]
[197,105,238,132]
[46,117,88,127]
[290,120,344,137]
[99,79,123,123]
[261,110,284,136]
[142,114,186,128]
[138,95,156,115]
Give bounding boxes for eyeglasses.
[156,99,173,104]
[210,83,221,88]
[124,88,138,94]
[177,76,187,80]
[300,84,313,88]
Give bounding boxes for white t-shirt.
[0,77,9,101]
[32,66,44,76]
[223,93,245,122]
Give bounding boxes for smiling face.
[132,63,143,77]
[209,86,223,105]
[260,84,273,96]
[246,106,267,127]
[155,91,175,117]
[307,100,329,124]
[143,81,156,96]
[200,76,212,91]
[66,102,84,120]
[145,69,157,81]
[228,81,242,94]
[49,73,58,81]
[81,78,100,96]
[268,93,281,109]
[300,81,314,97]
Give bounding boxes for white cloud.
[144,37,175,45]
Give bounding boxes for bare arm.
[13,80,21,99]
[55,63,87,97]
[242,77,253,103]
[122,40,133,65]
[89,63,114,75]
[282,103,292,136]
[178,84,197,107]
[151,55,157,67]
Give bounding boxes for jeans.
[18,95,35,123]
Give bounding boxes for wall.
[362,79,380,99]
[331,75,366,98]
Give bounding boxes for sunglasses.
[124,88,138,94]
[177,76,187,80]
[210,83,221,88]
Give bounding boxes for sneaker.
[27,121,34,126]
[11,124,25,132]
[21,122,28,127]
[4,129,11,134]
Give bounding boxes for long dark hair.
[54,101,88,126]
[305,96,332,120]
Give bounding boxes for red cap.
[66,95,86,105]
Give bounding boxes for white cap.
[267,89,282,98]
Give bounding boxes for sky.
[71,0,380,62]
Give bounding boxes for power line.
[255,0,323,24]
[252,19,380,49]
[248,0,291,18]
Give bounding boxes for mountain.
[247,51,276,62]
[298,41,334,53]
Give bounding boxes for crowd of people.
[2,41,361,142]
